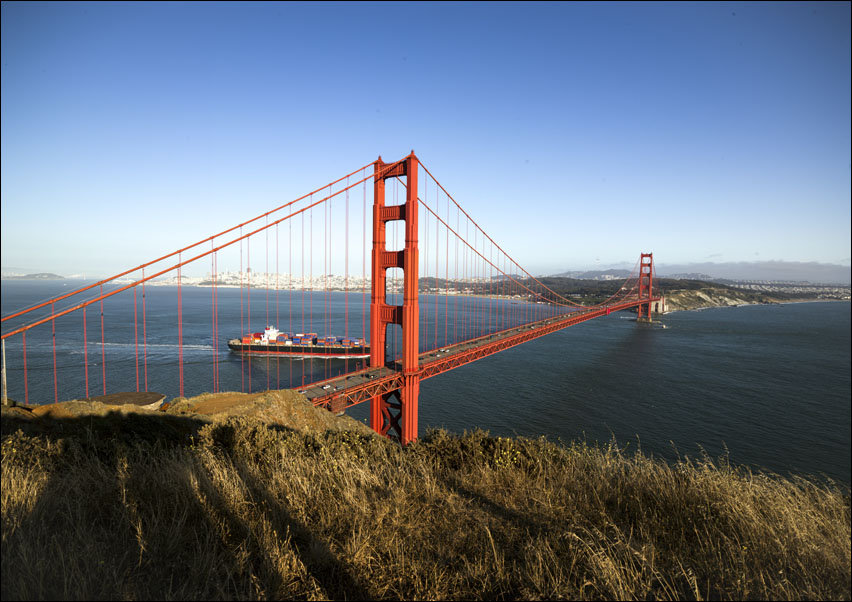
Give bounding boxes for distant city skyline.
[2,2,850,280]
[3,257,850,285]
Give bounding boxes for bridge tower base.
[369,153,420,444]
[637,253,654,323]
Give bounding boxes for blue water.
[2,281,850,483]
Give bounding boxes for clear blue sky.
[2,1,850,277]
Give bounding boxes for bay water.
[2,280,849,484]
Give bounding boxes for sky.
[2,1,850,279]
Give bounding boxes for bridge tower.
[637,252,654,322]
[369,152,420,444]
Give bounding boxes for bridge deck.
[304,297,660,413]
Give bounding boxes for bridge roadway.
[303,297,660,413]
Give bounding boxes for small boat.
[228,326,369,358]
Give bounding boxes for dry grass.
[2,411,849,600]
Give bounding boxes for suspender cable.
[489,243,494,335]
[445,190,449,347]
[266,215,269,330]
[503,254,508,327]
[508,258,513,327]
[423,173,428,353]
[422,186,428,353]
[345,176,350,373]
[463,217,468,343]
[454,205,459,346]
[433,181,439,350]
[83,308,89,399]
[240,232,245,393]
[178,254,184,398]
[266,216,271,392]
[418,197,579,313]
[142,270,148,392]
[247,237,252,393]
[362,169,367,345]
[329,189,332,378]
[134,287,139,392]
[22,332,28,405]
[289,219,292,386]
[52,302,57,403]
[275,224,279,389]
[419,160,583,309]
[471,226,475,338]
[212,242,218,393]
[216,247,220,392]
[264,217,270,390]
[309,207,313,339]
[500,253,504,330]
[100,286,106,395]
[500,254,504,330]
[301,209,305,387]
[324,191,329,381]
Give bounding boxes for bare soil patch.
[82,391,166,408]
[189,392,266,415]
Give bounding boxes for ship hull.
[227,339,369,359]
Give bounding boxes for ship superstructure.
[228,326,369,358]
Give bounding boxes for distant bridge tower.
[369,152,420,444]
[637,252,654,322]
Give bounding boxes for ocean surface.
[2,280,850,484]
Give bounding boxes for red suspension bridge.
[1,152,660,444]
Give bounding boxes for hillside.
[1,390,849,600]
[513,276,813,310]
[662,286,785,312]
[0,272,64,280]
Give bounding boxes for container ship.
[228,326,369,358]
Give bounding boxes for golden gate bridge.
[1,152,660,444]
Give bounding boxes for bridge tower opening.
[369,152,420,444]
[637,252,654,322]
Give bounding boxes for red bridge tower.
[637,252,654,322]
[369,152,420,443]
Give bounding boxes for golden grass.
[2,413,849,600]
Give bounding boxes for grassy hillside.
[662,286,784,311]
[1,395,850,600]
[499,277,807,308]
